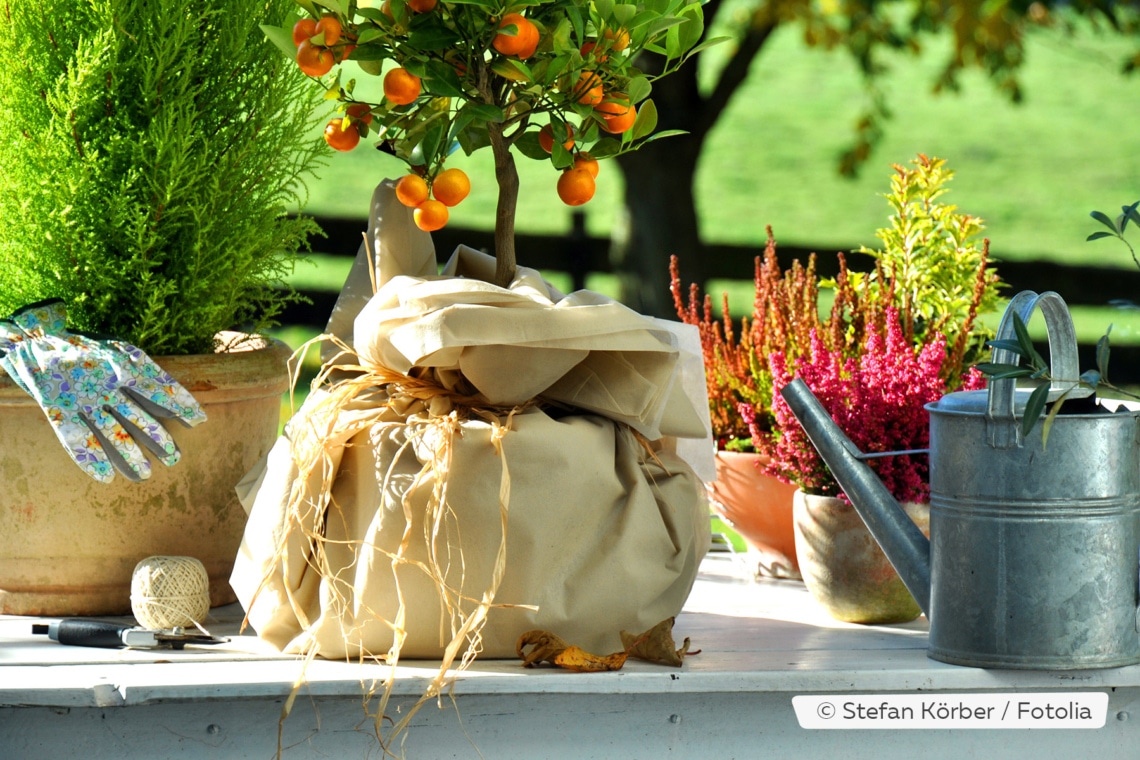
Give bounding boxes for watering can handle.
[987,290,1085,448]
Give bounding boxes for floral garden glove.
[0,300,207,483]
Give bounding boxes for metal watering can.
[781,290,1140,669]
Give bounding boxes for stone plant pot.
[707,450,800,579]
[0,332,291,616]
[793,489,928,624]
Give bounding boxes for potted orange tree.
[672,154,1002,587]
[231,1,716,745]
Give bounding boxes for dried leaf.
[620,617,693,667]
[517,630,629,672]
[553,645,629,672]
[517,619,697,673]
[516,629,571,667]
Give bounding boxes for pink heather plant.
[761,308,985,504]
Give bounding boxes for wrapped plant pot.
[231,181,713,662]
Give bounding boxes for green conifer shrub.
[0,0,325,355]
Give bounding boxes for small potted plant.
[672,154,1001,590]
[0,0,325,615]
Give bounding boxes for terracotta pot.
[792,489,928,624]
[707,450,800,578]
[0,332,291,616]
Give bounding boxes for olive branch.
[976,199,1140,444]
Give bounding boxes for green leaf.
[418,119,446,166]
[973,363,1034,380]
[638,127,687,144]
[1021,383,1050,440]
[551,139,574,169]
[355,7,389,22]
[260,24,297,59]
[626,10,660,32]
[985,338,1026,357]
[1091,209,1120,234]
[675,5,704,54]
[456,120,491,154]
[1096,327,1112,378]
[1041,387,1074,450]
[565,4,585,45]
[589,136,622,159]
[294,0,321,17]
[423,60,465,98]
[514,131,550,161]
[594,0,616,23]
[313,0,346,14]
[409,26,463,50]
[648,17,687,43]
[631,98,657,141]
[355,27,385,45]
[490,58,532,83]
[542,53,573,87]
[1080,369,1102,389]
[351,45,390,61]
[613,3,638,26]
[461,102,505,123]
[1124,201,1140,231]
[626,75,652,104]
[1011,312,1047,370]
[1087,231,1116,242]
[683,36,732,58]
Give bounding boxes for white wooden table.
[3,554,1139,759]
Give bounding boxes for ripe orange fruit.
[395,174,429,207]
[346,102,373,126]
[557,167,596,206]
[604,28,630,51]
[515,19,540,59]
[573,153,599,178]
[600,102,636,134]
[384,67,421,105]
[335,44,357,63]
[493,13,537,57]
[296,40,334,77]
[539,123,575,153]
[414,199,449,232]
[315,15,342,46]
[595,92,630,118]
[431,168,470,207]
[408,0,437,11]
[575,71,603,106]
[580,40,605,61]
[292,18,317,46]
[323,118,360,151]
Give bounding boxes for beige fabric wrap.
[231,180,712,660]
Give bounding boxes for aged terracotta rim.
[0,331,292,406]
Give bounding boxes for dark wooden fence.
[283,213,1140,383]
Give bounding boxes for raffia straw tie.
[131,555,210,630]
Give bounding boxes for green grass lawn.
[293,20,1140,268]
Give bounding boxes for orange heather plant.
[672,155,1000,457]
[670,228,895,451]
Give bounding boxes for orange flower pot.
[707,450,800,578]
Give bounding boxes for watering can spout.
[780,378,932,617]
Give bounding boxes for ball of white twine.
[130,555,210,630]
